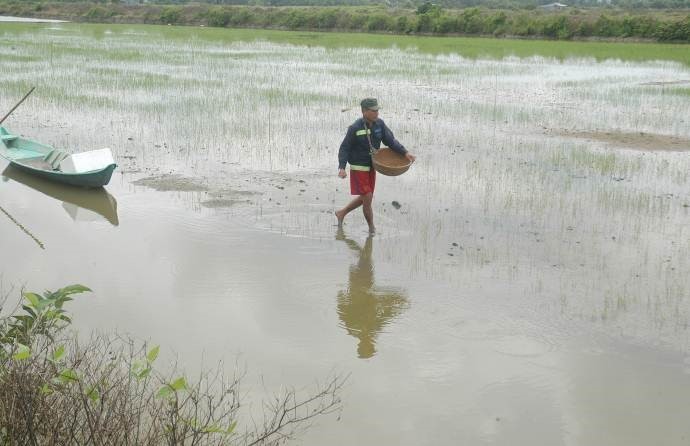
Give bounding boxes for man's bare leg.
[335,196,364,226]
[361,192,375,233]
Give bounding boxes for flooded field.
[1,23,690,445]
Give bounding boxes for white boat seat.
[44,149,69,170]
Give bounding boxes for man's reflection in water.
[336,229,408,359]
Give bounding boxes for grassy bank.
[1,1,689,42]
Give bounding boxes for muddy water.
[2,23,690,445]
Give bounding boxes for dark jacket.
[338,118,407,170]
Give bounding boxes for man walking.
[335,98,415,234]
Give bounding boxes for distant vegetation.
[11,0,690,9]
[167,0,690,9]
[0,0,688,41]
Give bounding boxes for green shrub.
[85,6,113,20]
[206,7,231,27]
[160,6,182,25]
[0,285,344,444]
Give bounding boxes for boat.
[0,126,116,188]
[1,164,119,226]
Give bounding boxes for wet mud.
[555,129,690,151]
[132,174,210,192]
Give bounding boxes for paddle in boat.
[0,126,117,188]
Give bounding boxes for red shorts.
[350,169,376,195]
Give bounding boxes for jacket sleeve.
[338,125,354,169]
[381,122,407,155]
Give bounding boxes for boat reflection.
[1,164,119,226]
[336,229,408,359]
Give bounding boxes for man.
[335,98,415,234]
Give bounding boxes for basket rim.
[372,160,411,176]
[373,158,412,169]
[372,148,411,169]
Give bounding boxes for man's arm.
[338,126,354,170]
[381,122,416,163]
[381,122,407,155]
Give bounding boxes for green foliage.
[206,6,232,26]
[13,0,690,9]
[0,284,90,351]
[416,1,442,14]
[51,344,66,362]
[160,6,182,24]
[85,6,112,19]
[366,12,394,31]
[130,344,159,380]
[11,343,30,360]
[655,15,690,40]
[0,285,344,444]
[1,0,688,41]
[316,9,340,28]
[542,15,573,39]
[157,376,188,399]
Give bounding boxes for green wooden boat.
[0,126,116,188]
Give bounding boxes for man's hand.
[405,153,416,163]
[338,168,347,179]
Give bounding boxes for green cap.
[360,97,380,110]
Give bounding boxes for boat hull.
[10,159,117,188]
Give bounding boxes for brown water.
[2,22,690,445]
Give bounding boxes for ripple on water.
[473,376,561,444]
[234,203,411,241]
[491,334,557,358]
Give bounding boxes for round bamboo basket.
[372,147,412,176]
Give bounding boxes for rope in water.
[0,204,45,250]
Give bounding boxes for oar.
[0,86,36,126]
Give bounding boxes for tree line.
[26,0,690,9]
[1,1,689,41]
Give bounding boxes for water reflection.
[336,229,408,359]
[1,165,119,226]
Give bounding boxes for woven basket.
[372,147,412,176]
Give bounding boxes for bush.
[207,7,231,27]
[160,6,182,25]
[316,9,339,29]
[365,12,393,31]
[656,15,690,40]
[85,6,113,20]
[0,285,344,445]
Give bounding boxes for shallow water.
[1,23,690,445]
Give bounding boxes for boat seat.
[1,134,18,142]
[44,149,69,170]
